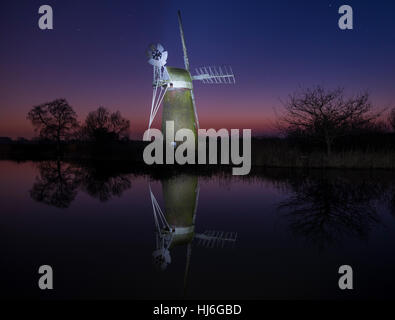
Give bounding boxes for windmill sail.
[177,10,200,129]
[177,10,190,72]
[193,65,236,84]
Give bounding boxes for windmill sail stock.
[145,11,235,134]
[177,10,200,129]
[177,10,190,72]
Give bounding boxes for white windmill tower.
[146,10,235,139]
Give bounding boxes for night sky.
[1,0,395,138]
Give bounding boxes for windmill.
[146,11,235,139]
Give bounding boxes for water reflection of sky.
[1,161,395,299]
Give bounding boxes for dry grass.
[251,139,395,168]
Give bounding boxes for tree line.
[27,88,395,158]
[27,99,130,150]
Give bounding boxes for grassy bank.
[251,138,395,169]
[1,137,395,169]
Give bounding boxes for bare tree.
[27,99,79,150]
[81,106,130,142]
[389,108,395,132]
[281,86,381,155]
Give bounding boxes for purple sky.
[1,0,395,138]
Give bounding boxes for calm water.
[1,160,395,300]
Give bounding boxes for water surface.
[1,160,395,299]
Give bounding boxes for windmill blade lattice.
[192,66,235,84]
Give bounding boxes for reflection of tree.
[30,160,80,208]
[30,161,132,206]
[79,166,131,202]
[278,176,381,249]
[384,186,395,218]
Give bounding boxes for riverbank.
[1,138,395,169]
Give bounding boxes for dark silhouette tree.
[81,107,130,142]
[280,86,381,155]
[27,99,79,151]
[389,107,395,132]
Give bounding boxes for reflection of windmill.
[146,11,235,138]
[149,176,237,291]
